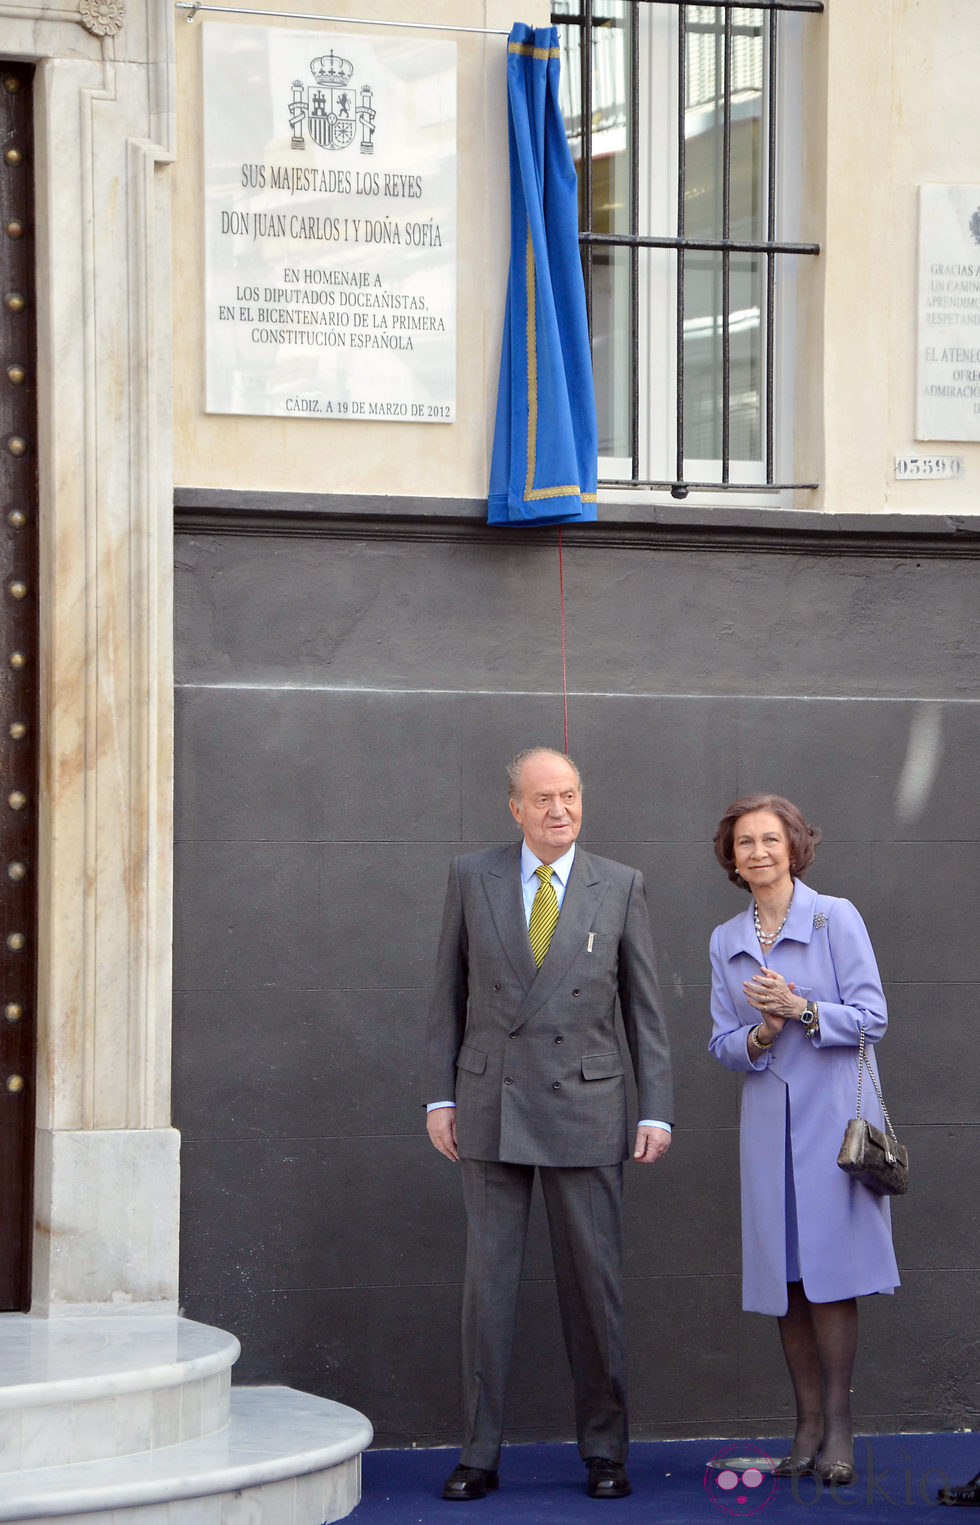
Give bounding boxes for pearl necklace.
[754,894,793,949]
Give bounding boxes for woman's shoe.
[816,1459,855,1487]
[772,1455,816,1477]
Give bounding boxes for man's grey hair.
[507,747,584,801]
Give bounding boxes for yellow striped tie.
[528,865,559,966]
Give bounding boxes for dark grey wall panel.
[175,529,980,696]
[175,840,321,989]
[174,988,428,1141]
[622,1125,742,1276]
[176,688,465,844]
[882,985,979,1126]
[625,1276,743,1430]
[179,1135,461,1297]
[874,844,980,982]
[183,1283,465,1444]
[856,1271,980,1432]
[174,514,980,1448]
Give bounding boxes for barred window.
[553,0,823,498]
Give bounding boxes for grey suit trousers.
[459,1158,627,1470]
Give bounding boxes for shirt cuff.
[428,1105,670,1132]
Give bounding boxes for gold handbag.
[836,1026,909,1197]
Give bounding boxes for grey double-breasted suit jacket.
[425,842,673,1167]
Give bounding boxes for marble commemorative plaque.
[916,184,980,442]
[203,22,456,421]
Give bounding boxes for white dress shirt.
[520,840,575,919]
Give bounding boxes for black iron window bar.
[555,0,824,498]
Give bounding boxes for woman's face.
[732,809,793,895]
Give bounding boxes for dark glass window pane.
[729,254,763,459]
[553,1,817,490]
[556,2,633,459]
[684,251,762,462]
[682,9,764,461]
[591,4,631,237]
[556,0,631,238]
[592,244,633,457]
[685,7,764,243]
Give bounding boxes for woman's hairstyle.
[713,793,822,890]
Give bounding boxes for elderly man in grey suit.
[425,746,673,1502]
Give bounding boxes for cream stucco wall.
[173,0,980,514]
[809,0,980,514]
[172,0,546,499]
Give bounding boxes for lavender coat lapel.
[724,879,820,964]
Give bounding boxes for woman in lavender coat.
[709,794,899,1488]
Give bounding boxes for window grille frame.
[554,0,824,498]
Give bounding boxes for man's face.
[509,753,583,864]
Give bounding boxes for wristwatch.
[801,1000,819,1039]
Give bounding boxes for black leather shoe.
[586,1458,632,1499]
[938,1471,980,1506]
[441,1465,499,1501]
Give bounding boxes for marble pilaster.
[0,0,177,1310]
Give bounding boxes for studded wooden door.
[0,61,37,1311]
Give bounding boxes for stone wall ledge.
[173,489,980,557]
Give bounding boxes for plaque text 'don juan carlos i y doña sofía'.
[203,23,457,421]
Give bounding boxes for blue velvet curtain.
[487,23,598,527]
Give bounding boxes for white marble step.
[0,1318,239,1470]
[0,1386,372,1525]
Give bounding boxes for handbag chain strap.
[856,1025,900,1145]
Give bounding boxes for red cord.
[558,529,568,753]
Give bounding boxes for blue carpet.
[359,1435,978,1523]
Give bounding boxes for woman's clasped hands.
[743,965,808,1030]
